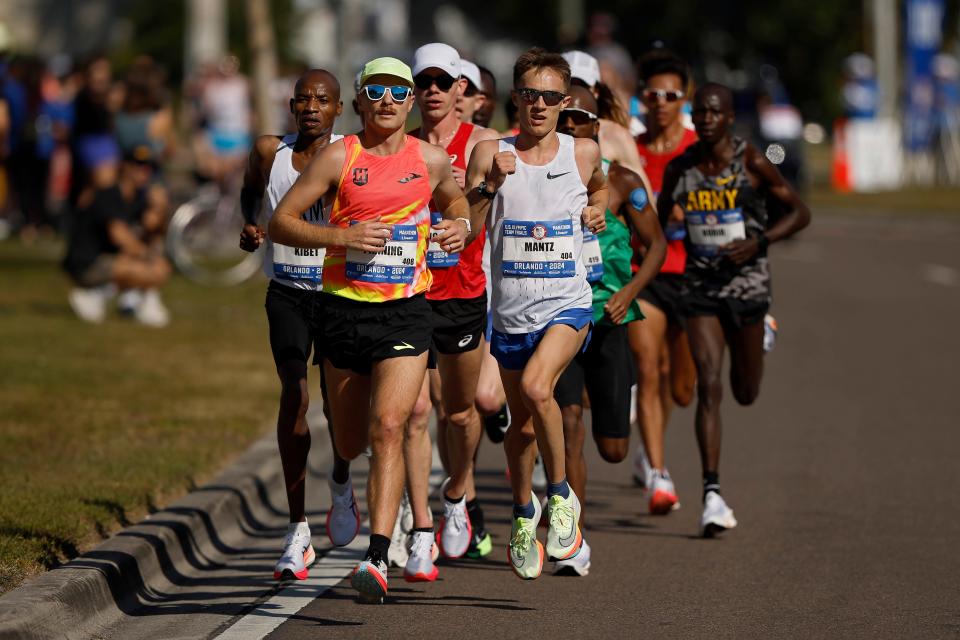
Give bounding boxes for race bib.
[502,219,576,278]
[273,200,326,282]
[345,223,418,283]
[582,227,604,282]
[427,211,460,268]
[686,209,746,256]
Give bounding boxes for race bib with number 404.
[502,219,576,278]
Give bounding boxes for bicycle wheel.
[167,191,262,286]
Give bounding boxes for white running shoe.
[404,530,439,582]
[554,538,591,576]
[387,505,409,568]
[117,288,144,316]
[532,456,547,492]
[700,492,738,538]
[351,557,388,603]
[273,521,315,580]
[509,492,544,580]
[545,490,583,561]
[648,469,680,515]
[68,287,108,324]
[326,475,360,547]
[134,289,170,328]
[437,478,472,558]
[633,444,654,489]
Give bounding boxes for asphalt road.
[101,213,960,639]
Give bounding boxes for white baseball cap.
[460,59,482,90]
[562,50,600,88]
[412,42,461,79]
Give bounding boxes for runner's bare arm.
[423,141,471,253]
[465,139,510,233]
[600,119,644,174]
[603,166,666,324]
[722,145,812,265]
[239,135,281,251]
[269,142,393,252]
[576,137,607,233]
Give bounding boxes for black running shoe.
[465,529,492,558]
[483,404,510,443]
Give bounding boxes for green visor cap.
[359,57,414,88]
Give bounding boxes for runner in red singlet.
[629,49,699,515]
[269,57,476,603]
[403,43,501,581]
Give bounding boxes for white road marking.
[922,263,959,287]
[213,447,444,640]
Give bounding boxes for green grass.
[0,239,280,594]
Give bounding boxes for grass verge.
[0,239,278,594]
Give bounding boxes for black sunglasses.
[643,89,685,103]
[515,87,566,107]
[463,83,480,97]
[414,73,457,92]
[559,109,597,125]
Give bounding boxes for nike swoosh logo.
[546,171,570,179]
[716,175,735,185]
[554,317,576,322]
[559,521,577,546]
[393,342,415,351]
[398,173,423,183]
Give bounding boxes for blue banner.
[905,0,944,151]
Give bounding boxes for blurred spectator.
[587,13,636,112]
[36,54,77,230]
[63,144,171,327]
[73,53,122,205]
[473,65,497,128]
[115,56,176,163]
[842,53,879,120]
[190,55,252,185]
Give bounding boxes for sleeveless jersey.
[637,127,698,274]
[410,122,487,301]
[322,134,432,302]
[488,133,592,333]
[589,158,641,326]
[262,133,343,289]
[671,137,770,302]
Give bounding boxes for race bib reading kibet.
[274,200,326,282]
[345,223,419,284]
[582,227,603,282]
[427,211,460,268]
[686,209,746,257]
[502,219,576,278]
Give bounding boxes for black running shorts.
[429,293,487,355]
[265,280,325,366]
[681,289,769,329]
[554,322,636,440]
[322,293,433,375]
[638,273,686,328]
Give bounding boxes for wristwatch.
[455,217,472,234]
[477,181,497,199]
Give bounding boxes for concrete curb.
[0,433,286,640]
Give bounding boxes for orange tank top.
[323,134,433,302]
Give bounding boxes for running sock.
[703,471,721,500]
[547,477,571,499]
[513,499,536,520]
[466,498,485,532]
[329,473,351,494]
[331,465,350,485]
[444,491,465,504]
[366,534,391,563]
[413,526,434,534]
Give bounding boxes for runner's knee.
[672,378,695,407]
[732,378,760,406]
[445,404,478,431]
[369,412,407,450]
[696,373,724,409]
[595,437,628,463]
[474,386,504,415]
[519,374,553,411]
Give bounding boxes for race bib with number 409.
[345,223,418,283]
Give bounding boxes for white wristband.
[454,217,472,234]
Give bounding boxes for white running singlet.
[488,133,592,333]
[262,133,343,289]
